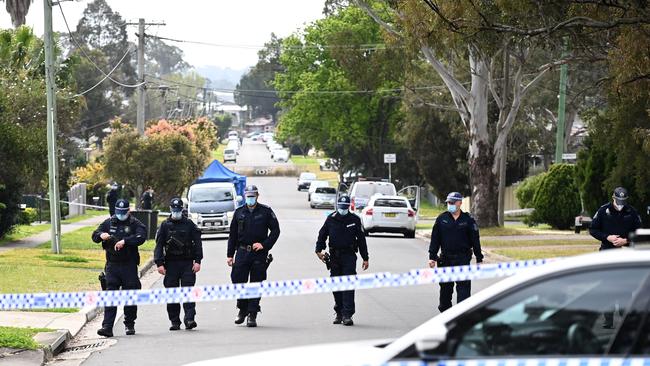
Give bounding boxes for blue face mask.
[447,204,458,214]
[337,208,349,215]
[171,211,183,220]
[116,213,129,221]
[245,197,257,206]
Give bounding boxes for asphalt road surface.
[224,138,294,168]
[71,143,497,366]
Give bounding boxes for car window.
[374,199,408,208]
[447,267,650,357]
[300,173,316,180]
[315,187,336,194]
[224,149,234,154]
[353,183,396,198]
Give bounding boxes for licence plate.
[384,213,397,218]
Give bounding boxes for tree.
[529,164,581,230]
[145,37,190,76]
[2,0,32,28]
[235,34,283,121]
[355,0,649,226]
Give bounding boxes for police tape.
[0,259,548,310]
[381,358,650,366]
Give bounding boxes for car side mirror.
[414,327,447,357]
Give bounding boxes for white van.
[223,148,237,163]
[186,182,241,235]
[226,139,240,155]
[348,180,396,212]
[227,131,238,139]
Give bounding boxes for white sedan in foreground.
[186,248,650,366]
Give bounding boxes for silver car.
[310,187,337,209]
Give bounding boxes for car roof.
[382,249,650,356]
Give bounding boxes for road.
[224,138,294,168]
[61,142,497,366]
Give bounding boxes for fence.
[66,183,87,218]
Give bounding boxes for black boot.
[333,313,342,324]
[184,319,197,330]
[247,312,257,328]
[169,323,181,331]
[342,317,354,326]
[235,309,247,325]
[97,327,113,337]
[125,324,136,335]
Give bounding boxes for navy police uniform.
[316,196,368,324]
[429,193,483,313]
[91,199,146,335]
[154,198,203,330]
[227,191,280,318]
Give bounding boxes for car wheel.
[310,204,315,209]
[404,230,416,238]
[308,194,311,201]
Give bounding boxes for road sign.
[562,153,577,160]
[384,154,396,164]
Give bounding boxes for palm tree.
[2,0,33,28]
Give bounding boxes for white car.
[270,146,285,159]
[297,172,317,191]
[361,195,417,238]
[185,248,650,366]
[273,149,289,162]
[307,180,330,201]
[223,148,236,163]
[310,187,337,209]
[349,180,397,212]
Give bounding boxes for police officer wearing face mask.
[315,195,369,326]
[589,187,641,328]
[154,198,203,331]
[428,192,483,313]
[92,199,147,337]
[227,185,280,327]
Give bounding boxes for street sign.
[384,154,396,164]
[562,153,577,160]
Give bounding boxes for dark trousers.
[163,260,196,324]
[231,248,267,313]
[330,253,357,318]
[438,256,471,313]
[103,262,141,329]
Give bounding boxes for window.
[374,199,408,208]
[315,187,336,194]
[190,187,233,203]
[447,267,649,357]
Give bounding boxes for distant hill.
[195,65,248,90]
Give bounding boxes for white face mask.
[171,211,183,220]
[337,208,349,215]
[614,202,625,211]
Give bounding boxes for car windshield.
[190,187,233,202]
[315,187,336,194]
[354,184,395,198]
[224,149,234,154]
[300,173,316,180]
[374,199,407,208]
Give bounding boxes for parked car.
[297,172,317,191]
[349,180,397,212]
[310,187,337,209]
[273,149,289,162]
[307,180,330,201]
[361,195,417,238]
[261,133,274,142]
[185,247,650,366]
[223,148,237,163]
[270,146,285,160]
[186,182,241,235]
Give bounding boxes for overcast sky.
[0,0,325,70]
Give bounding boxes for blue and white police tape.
[381,358,650,366]
[0,259,548,310]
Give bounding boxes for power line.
[70,46,136,98]
[57,2,144,89]
[146,34,399,51]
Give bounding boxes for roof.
[193,160,247,196]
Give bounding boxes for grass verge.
[492,247,597,260]
[62,209,106,224]
[418,201,445,219]
[290,155,339,182]
[0,226,154,294]
[482,239,598,248]
[0,326,52,349]
[0,224,50,246]
[212,143,227,162]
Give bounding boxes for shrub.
[16,207,37,225]
[515,173,547,209]
[527,164,581,230]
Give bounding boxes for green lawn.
[418,201,445,219]
[0,224,50,246]
[0,226,154,294]
[62,209,106,224]
[482,239,598,248]
[0,326,52,350]
[492,247,597,260]
[290,155,339,181]
[212,143,227,162]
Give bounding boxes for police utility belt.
[239,244,265,252]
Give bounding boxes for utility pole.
[44,0,62,254]
[127,19,165,135]
[554,38,569,164]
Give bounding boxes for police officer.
[91,199,146,337]
[315,195,369,326]
[428,192,483,313]
[589,187,641,328]
[154,198,203,331]
[106,183,119,216]
[227,185,280,327]
[140,186,154,210]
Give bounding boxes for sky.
[0,0,325,70]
